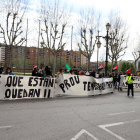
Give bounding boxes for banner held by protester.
[0,75,113,100]
[55,74,113,96]
[0,75,54,100]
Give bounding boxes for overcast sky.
[62,0,140,62]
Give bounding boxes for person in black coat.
[0,66,3,74]
[32,67,40,77]
[118,72,122,91]
[113,73,118,89]
[45,66,53,78]
[90,70,95,77]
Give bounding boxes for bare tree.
[0,0,27,67]
[108,13,129,71]
[77,8,100,71]
[132,51,140,74]
[40,0,70,74]
[132,40,140,74]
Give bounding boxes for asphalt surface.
[0,89,140,140]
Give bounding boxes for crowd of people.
[31,66,127,90]
[0,65,137,97]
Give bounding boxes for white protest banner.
[0,75,55,100]
[120,75,140,89]
[55,74,113,96]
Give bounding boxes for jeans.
[113,82,117,88]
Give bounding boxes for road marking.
[99,120,140,140]
[0,125,12,129]
[71,129,99,140]
[109,111,135,116]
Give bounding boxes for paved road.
[0,89,140,140]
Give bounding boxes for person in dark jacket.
[32,66,40,77]
[118,72,123,91]
[99,73,102,78]
[90,70,95,77]
[45,66,53,77]
[113,73,118,89]
[109,73,113,78]
[0,66,3,74]
[64,68,69,74]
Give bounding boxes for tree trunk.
[88,57,90,71]
[115,59,117,66]
[111,58,113,72]
[135,60,136,75]
[53,53,56,75]
[9,46,13,67]
[115,58,117,74]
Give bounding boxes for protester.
[118,71,123,91]
[85,70,90,76]
[90,70,96,77]
[64,68,69,74]
[69,69,74,75]
[45,66,53,78]
[79,70,85,75]
[32,65,41,77]
[38,68,44,77]
[126,73,134,97]
[0,66,3,74]
[3,67,15,75]
[109,73,113,78]
[56,68,64,97]
[113,73,118,89]
[74,70,79,75]
[99,73,102,78]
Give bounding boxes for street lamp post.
[105,23,110,77]
[96,23,111,77]
[97,40,101,73]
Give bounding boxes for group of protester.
[32,65,53,78]
[0,65,135,97]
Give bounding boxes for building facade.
[0,45,5,66]
[1,43,89,68]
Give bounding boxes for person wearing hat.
[32,65,40,77]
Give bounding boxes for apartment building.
[1,43,88,68]
[0,45,5,66]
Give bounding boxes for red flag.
[125,68,132,75]
[112,65,118,71]
[98,64,104,71]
